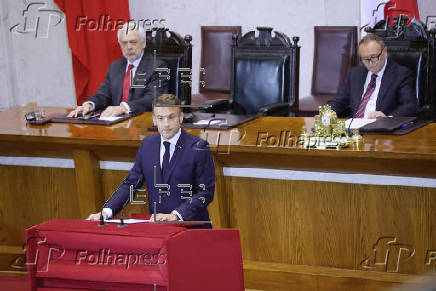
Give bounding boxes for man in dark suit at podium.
[68,23,168,118]
[327,34,420,118]
[88,94,215,227]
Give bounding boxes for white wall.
[0,0,76,110]
[130,0,360,98]
[0,0,434,110]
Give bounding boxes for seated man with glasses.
[327,33,420,118]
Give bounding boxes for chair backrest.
[200,26,242,93]
[387,47,425,106]
[144,28,193,107]
[311,26,358,96]
[231,27,300,114]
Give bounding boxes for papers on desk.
[192,119,225,126]
[105,219,150,224]
[345,118,375,130]
[98,116,123,122]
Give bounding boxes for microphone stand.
[117,174,144,228]
[97,173,131,227]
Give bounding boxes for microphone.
[98,209,106,227]
[347,116,355,137]
[97,172,132,227]
[117,174,144,228]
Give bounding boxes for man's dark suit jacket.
[327,59,420,117]
[105,129,215,223]
[87,52,168,113]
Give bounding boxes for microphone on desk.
[118,174,144,228]
[98,209,106,226]
[97,172,133,227]
[347,116,355,136]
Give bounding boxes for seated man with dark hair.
[68,23,168,118]
[87,94,215,228]
[327,33,420,118]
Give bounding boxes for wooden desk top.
[1,104,435,177]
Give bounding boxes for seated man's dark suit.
[327,59,420,117]
[87,52,168,113]
[105,129,215,224]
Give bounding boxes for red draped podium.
[26,220,244,291]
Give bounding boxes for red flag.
[54,0,130,105]
[384,0,420,25]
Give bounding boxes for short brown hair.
[153,94,181,109]
[359,33,385,49]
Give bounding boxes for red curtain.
[384,0,420,25]
[54,0,130,105]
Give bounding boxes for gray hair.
[117,21,146,42]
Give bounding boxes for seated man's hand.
[153,213,178,222]
[67,103,92,118]
[367,111,386,119]
[87,212,108,221]
[100,106,126,117]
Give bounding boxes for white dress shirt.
[362,59,387,118]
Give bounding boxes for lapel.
[151,135,164,185]
[352,66,369,116]
[164,129,187,184]
[376,60,394,110]
[129,52,152,99]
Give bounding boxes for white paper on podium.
[98,116,123,122]
[345,118,375,130]
[105,219,150,224]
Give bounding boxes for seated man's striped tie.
[355,73,377,118]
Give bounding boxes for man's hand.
[87,212,108,221]
[367,111,386,119]
[67,103,92,118]
[100,106,126,117]
[152,213,178,222]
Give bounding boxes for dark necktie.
[355,73,378,118]
[162,141,170,178]
[121,64,134,102]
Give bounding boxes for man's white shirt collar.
[161,128,182,146]
[126,51,144,71]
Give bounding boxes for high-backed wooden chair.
[202,27,300,116]
[145,28,192,109]
[191,26,242,105]
[298,26,358,116]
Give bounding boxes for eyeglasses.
[360,48,384,64]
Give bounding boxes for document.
[193,119,224,126]
[99,116,123,122]
[345,118,375,129]
[105,219,150,224]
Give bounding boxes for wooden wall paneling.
[207,157,230,228]
[0,164,78,271]
[72,150,103,218]
[426,189,436,273]
[356,186,433,274]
